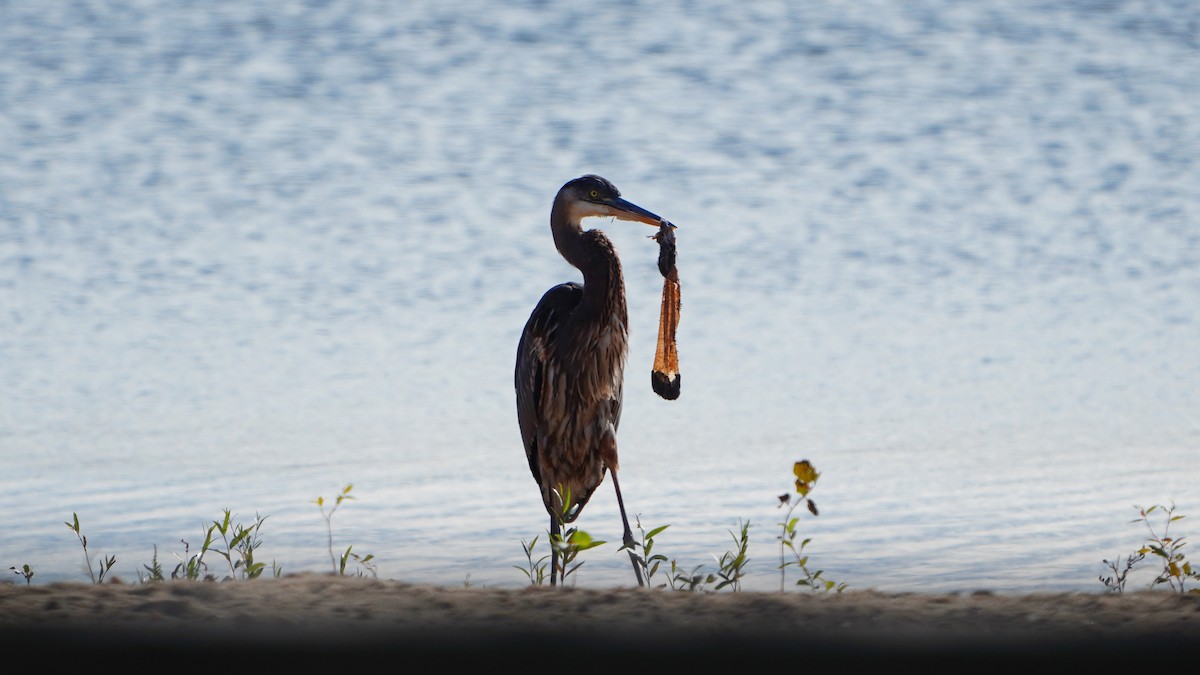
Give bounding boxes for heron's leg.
[549,514,560,587]
[609,470,646,588]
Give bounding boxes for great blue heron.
[515,175,670,588]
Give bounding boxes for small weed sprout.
[173,534,212,580]
[777,460,845,593]
[10,564,34,585]
[167,510,275,581]
[1101,502,1198,594]
[316,484,354,573]
[139,546,165,583]
[315,484,375,577]
[1100,552,1144,594]
[340,546,377,578]
[65,513,116,584]
[210,510,272,580]
[714,519,751,592]
[668,560,715,592]
[548,485,605,586]
[1135,503,1197,593]
[630,516,670,588]
[515,535,550,586]
[555,528,604,585]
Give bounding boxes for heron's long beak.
[605,197,668,228]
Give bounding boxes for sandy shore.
[3,574,1198,667]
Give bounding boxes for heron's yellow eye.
[590,190,599,199]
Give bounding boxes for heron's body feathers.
[515,246,629,521]
[514,175,664,587]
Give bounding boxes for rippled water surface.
[2,1,1197,592]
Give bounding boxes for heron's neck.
[552,217,626,321]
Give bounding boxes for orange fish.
[651,220,681,400]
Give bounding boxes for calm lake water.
[2,1,1197,593]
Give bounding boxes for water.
[2,0,1197,593]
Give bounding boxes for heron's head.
[559,175,666,228]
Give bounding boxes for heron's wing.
[515,282,583,487]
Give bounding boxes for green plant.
[1101,502,1198,594]
[630,516,670,588]
[777,460,845,593]
[553,527,604,585]
[1099,552,1143,594]
[1138,503,1198,593]
[210,510,273,580]
[139,546,166,582]
[714,519,751,591]
[668,559,715,592]
[10,564,34,586]
[315,484,375,577]
[515,535,550,586]
[165,510,280,581]
[65,513,116,583]
[548,485,605,586]
[339,546,377,579]
[172,534,212,580]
